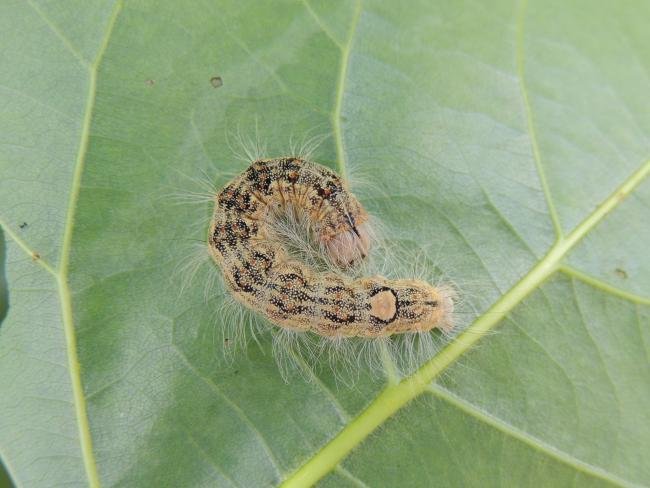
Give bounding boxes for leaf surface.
[1,1,649,487]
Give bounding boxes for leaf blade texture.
[1,1,649,487]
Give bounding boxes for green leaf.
[0,460,14,488]
[1,0,649,487]
[0,228,8,325]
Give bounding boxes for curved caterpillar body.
[208,158,454,338]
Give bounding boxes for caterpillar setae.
[207,157,455,339]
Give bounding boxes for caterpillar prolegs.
[208,158,455,339]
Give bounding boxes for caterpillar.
[207,157,455,338]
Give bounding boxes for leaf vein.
[300,0,343,49]
[560,266,650,305]
[173,347,283,479]
[183,429,241,488]
[515,0,563,238]
[334,466,371,488]
[287,349,351,423]
[426,385,634,486]
[332,0,362,176]
[569,279,623,458]
[0,219,57,276]
[24,0,90,67]
[56,2,124,487]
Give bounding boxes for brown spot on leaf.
[210,76,223,88]
[615,268,628,279]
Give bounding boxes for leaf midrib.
[281,0,650,484]
[282,158,650,488]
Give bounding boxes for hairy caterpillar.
[208,157,455,338]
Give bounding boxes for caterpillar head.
[323,219,371,269]
[319,192,372,269]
